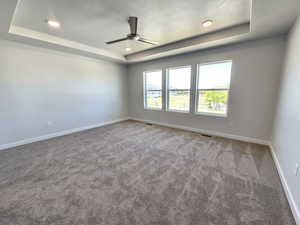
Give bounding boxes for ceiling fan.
[106,17,159,46]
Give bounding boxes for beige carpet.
[0,120,295,225]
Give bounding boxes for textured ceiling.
[1,0,300,63]
[12,0,250,55]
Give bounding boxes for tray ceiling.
[12,0,250,55]
[0,0,299,63]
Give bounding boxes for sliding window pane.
[198,62,232,89]
[146,90,162,109]
[198,90,229,115]
[144,70,162,109]
[168,67,191,89]
[169,90,190,111]
[145,71,162,90]
[197,61,232,116]
[167,66,191,112]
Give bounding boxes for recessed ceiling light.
[202,20,213,28]
[46,20,61,28]
[125,47,131,52]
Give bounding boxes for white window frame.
[166,65,192,113]
[195,60,233,118]
[143,70,163,111]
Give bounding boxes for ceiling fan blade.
[128,17,138,35]
[106,37,129,44]
[138,37,159,45]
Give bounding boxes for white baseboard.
[269,144,300,225]
[0,117,129,151]
[128,117,269,145]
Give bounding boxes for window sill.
[195,112,227,118]
[167,109,190,114]
[144,107,162,111]
[143,108,228,118]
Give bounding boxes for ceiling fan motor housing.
[127,34,140,40]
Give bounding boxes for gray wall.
[271,18,300,218]
[0,39,128,146]
[128,37,286,141]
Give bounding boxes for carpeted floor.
[0,120,295,225]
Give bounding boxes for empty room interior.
[1,0,300,224]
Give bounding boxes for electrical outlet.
[295,164,299,176]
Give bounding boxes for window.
[166,66,191,112]
[144,70,162,110]
[196,61,232,116]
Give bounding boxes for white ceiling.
[0,0,300,63]
[12,0,250,55]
